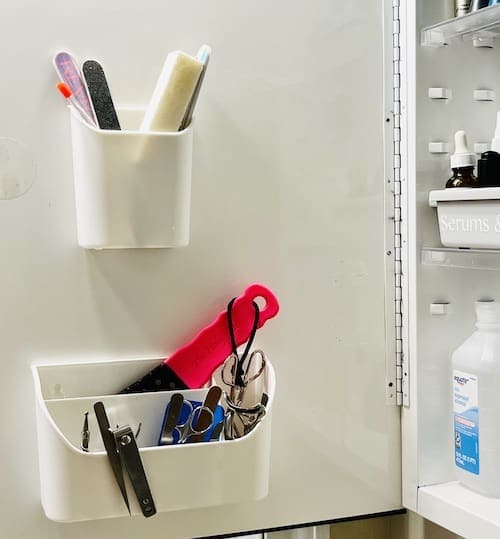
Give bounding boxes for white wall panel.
[0,1,401,538]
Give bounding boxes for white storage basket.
[429,188,500,248]
[69,108,193,249]
[32,357,274,522]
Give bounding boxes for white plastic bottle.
[452,301,500,496]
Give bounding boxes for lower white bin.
[32,357,274,522]
[429,188,500,249]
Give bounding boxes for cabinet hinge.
[392,0,405,407]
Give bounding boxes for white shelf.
[418,482,500,538]
[421,5,500,47]
[422,247,500,270]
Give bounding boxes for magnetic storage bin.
[429,188,500,248]
[32,357,275,522]
[69,107,193,249]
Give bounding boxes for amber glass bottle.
[446,166,478,188]
[446,130,478,188]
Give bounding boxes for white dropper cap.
[491,111,500,153]
[451,130,475,169]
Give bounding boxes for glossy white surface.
[421,247,500,270]
[0,1,400,538]
[429,188,500,204]
[419,482,500,539]
[421,3,500,46]
[33,358,275,521]
[70,108,193,248]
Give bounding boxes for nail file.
[53,51,96,125]
[82,60,121,130]
[140,51,203,132]
[119,284,280,394]
[179,45,211,130]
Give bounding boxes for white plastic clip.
[428,87,451,100]
[430,303,449,316]
[474,89,496,102]
[428,142,449,154]
[473,36,494,49]
[474,142,490,154]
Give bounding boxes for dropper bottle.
[446,130,479,188]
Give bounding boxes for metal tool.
[221,297,266,406]
[81,411,90,452]
[159,387,224,445]
[112,426,156,518]
[159,393,185,445]
[93,402,130,515]
[210,420,224,441]
[94,401,156,518]
[224,393,268,440]
[189,386,222,443]
[222,349,267,406]
[175,401,214,444]
[221,296,269,439]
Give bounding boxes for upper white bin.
[69,107,193,249]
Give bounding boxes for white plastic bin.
[69,107,193,249]
[32,357,275,522]
[429,188,500,248]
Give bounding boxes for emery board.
[179,45,211,130]
[140,51,203,133]
[82,60,121,130]
[53,51,96,125]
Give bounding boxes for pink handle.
[165,284,279,388]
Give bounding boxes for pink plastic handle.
[165,284,279,388]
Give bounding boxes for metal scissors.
[159,386,222,445]
[222,298,266,406]
[174,400,214,444]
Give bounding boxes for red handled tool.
[119,284,279,393]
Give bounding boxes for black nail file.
[82,60,121,130]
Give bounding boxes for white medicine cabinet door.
[401,1,500,537]
[0,1,402,538]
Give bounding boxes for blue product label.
[453,370,479,475]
